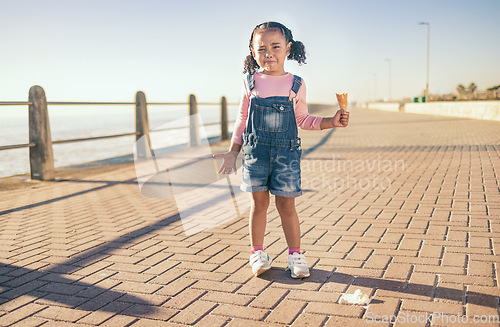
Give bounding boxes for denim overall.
[241,73,303,198]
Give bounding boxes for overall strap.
[291,75,302,94]
[247,73,255,92]
[288,75,302,101]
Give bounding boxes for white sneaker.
[288,252,310,278]
[250,250,272,277]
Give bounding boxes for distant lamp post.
[418,22,430,102]
[385,58,392,101]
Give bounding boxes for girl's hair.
[243,21,307,74]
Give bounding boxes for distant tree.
[456,84,466,95]
[468,82,477,93]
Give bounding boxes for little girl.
[214,22,349,278]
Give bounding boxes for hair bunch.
[243,21,307,74]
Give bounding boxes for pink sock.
[289,248,301,255]
[252,246,263,253]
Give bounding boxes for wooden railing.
[0,85,237,181]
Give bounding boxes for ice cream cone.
[336,93,348,111]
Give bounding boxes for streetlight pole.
[418,22,430,102]
[385,58,392,101]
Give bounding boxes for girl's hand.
[213,151,239,175]
[331,109,350,127]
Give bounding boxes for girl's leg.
[275,196,300,249]
[249,191,270,247]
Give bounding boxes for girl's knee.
[275,196,295,213]
[251,191,270,212]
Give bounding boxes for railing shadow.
[0,262,153,313]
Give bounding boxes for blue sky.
[1,0,499,104]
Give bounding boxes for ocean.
[0,104,238,178]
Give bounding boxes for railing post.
[135,91,152,158]
[189,94,200,146]
[220,96,228,140]
[29,85,54,181]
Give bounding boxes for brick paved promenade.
[1,107,499,326]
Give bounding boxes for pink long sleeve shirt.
[231,72,323,145]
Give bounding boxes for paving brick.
[335,267,384,278]
[163,288,205,309]
[398,237,422,251]
[201,290,253,305]
[211,303,268,320]
[329,315,379,327]
[129,318,182,326]
[142,260,179,276]
[468,260,494,276]
[0,280,48,299]
[345,247,373,261]
[149,267,189,286]
[78,291,132,312]
[363,254,391,269]
[305,302,364,317]
[36,306,90,322]
[414,265,464,275]
[37,282,87,296]
[265,299,305,324]
[99,314,138,327]
[419,243,443,258]
[190,280,240,293]
[193,314,229,327]
[291,312,328,327]
[120,293,168,306]
[434,283,465,303]
[384,263,412,280]
[287,289,341,303]
[72,304,113,325]
[0,303,47,326]
[319,271,354,293]
[10,316,49,327]
[120,304,177,320]
[439,274,495,286]
[224,318,271,327]
[235,277,271,296]
[392,256,440,266]
[390,311,428,327]
[364,297,400,322]
[112,281,162,295]
[169,300,217,325]
[441,252,467,267]
[184,269,228,282]
[401,299,463,315]
[249,286,288,309]
[0,295,36,312]
[1,271,48,288]
[35,293,88,308]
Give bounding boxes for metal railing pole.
[28,85,55,181]
[189,94,200,146]
[135,91,152,158]
[221,96,228,140]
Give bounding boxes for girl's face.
[251,29,291,76]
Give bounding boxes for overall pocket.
[256,103,291,132]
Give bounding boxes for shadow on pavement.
[258,268,498,308]
[0,262,154,314]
